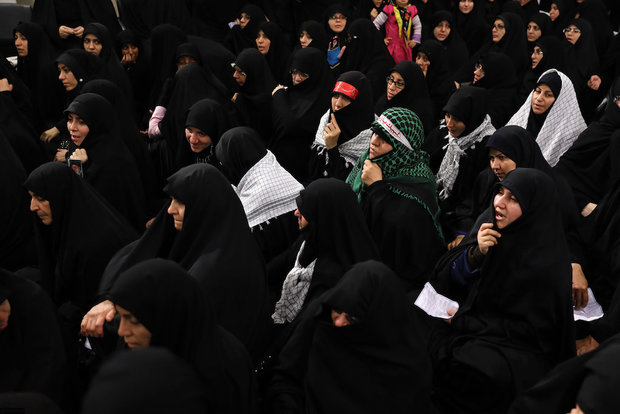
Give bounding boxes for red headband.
[332,81,359,100]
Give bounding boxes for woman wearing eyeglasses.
[562,18,604,122]
[374,61,434,135]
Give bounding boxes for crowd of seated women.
[2,0,620,413]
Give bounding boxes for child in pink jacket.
[373,0,422,63]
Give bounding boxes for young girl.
[373,0,422,63]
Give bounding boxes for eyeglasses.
[230,63,246,77]
[563,27,581,33]
[329,14,347,20]
[386,76,405,89]
[532,48,544,56]
[291,69,309,79]
[493,23,505,30]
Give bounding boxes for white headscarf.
[507,69,586,167]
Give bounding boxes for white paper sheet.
[573,288,604,322]
[414,282,460,319]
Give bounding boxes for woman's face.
[67,113,90,146]
[386,71,405,100]
[293,208,309,229]
[291,69,309,86]
[331,92,352,112]
[531,45,544,68]
[415,52,430,76]
[116,305,152,349]
[14,31,28,57]
[167,197,186,231]
[434,20,451,42]
[28,191,53,225]
[445,113,466,137]
[256,30,271,55]
[492,19,506,43]
[176,55,197,71]
[372,0,383,6]
[331,309,359,327]
[549,3,559,21]
[232,65,246,86]
[328,13,347,33]
[473,62,485,83]
[459,0,474,14]
[57,63,78,91]
[299,30,312,48]
[83,34,102,56]
[121,42,139,59]
[564,24,581,45]
[526,22,542,42]
[185,126,212,154]
[239,12,251,29]
[488,148,516,181]
[369,132,394,159]
[493,185,522,229]
[531,83,555,114]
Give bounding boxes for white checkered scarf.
[272,241,317,324]
[507,69,587,167]
[235,151,304,228]
[436,114,496,200]
[311,110,375,172]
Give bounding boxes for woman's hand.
[477,222,501,255]
[40,127,60,143]
[70,148,88,164]
[361,159,383,186]
[571,263,589,310]
[447,235,465,250]
[587,75,601,91]
[81,300,116,338]
[272,85,286,96]
[54,149,68,162]
[0,78,13,92]
[323,114,341,149]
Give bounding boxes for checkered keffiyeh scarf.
[507,69,586,167]
[235,151,304,228]
[436,114,495,200]
[346,107,436,198]
[272,241,317,324]
[312,110,374,172]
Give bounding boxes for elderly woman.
[347,106,445,291]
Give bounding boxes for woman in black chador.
[87,164,271,361]
[107,259,256,413]
[428,168,574,414]
[269,261,434,414]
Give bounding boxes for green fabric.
[345,107,443,240]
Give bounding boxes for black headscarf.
[473,52,518,127]
[549,0,573,39]
[146,24,187,106]
[257,21,291,84]
[301,260,434,413]
[0,131,34,271]
[526,70,562,137]
[175,98,230,169]
[82,348,209,414]
[82,23,132,96]
[526,13,552,50]
[215,126,268,186]
[55,48,107,96]
[563,18,599,93]
[428,10,469,74]
[0,269,66,403]
[108,259,255,414]
[63,93,147,230]
[298,20,329,53]
[518,35,567,103]
[13,21,65,131]
[449,168,574,394]
[329,70,374,145]
[376,61,434,134]
[576,0,613,58]
[454,0,488,55]
[158,63,229,170]
[115,29,151,122]
[224,4,267,55]
[100,164,270,359]
[118,0,192,39]
[554,76,620,208]
[418,39,455,120]
[342,18,395,101]
[233,48,277,142]
[324,3,351,71]
[23,162,138,308]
